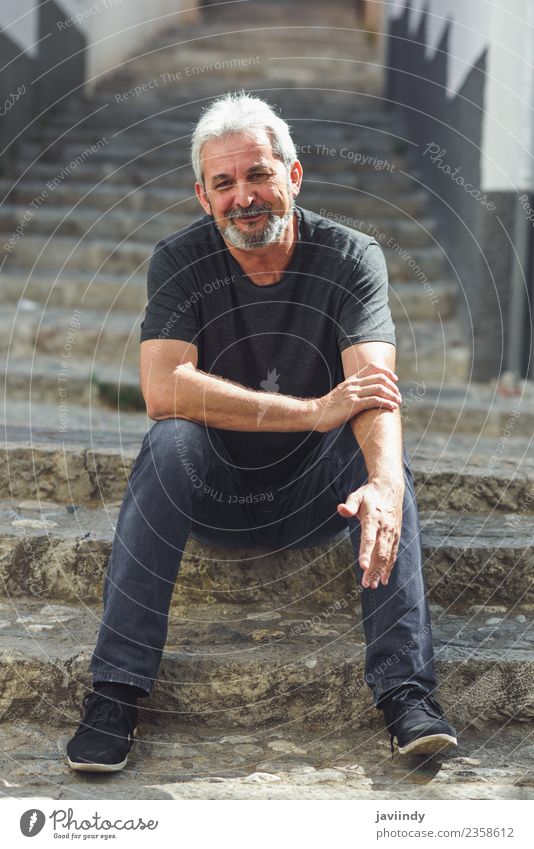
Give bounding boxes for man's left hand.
[336,478,405,590]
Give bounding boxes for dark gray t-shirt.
[140,205,396,484]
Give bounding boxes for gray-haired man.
[67,92,457,772]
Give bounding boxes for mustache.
[226,202,272,220]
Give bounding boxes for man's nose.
[234,179,255,208]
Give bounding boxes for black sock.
[94,681,147,704]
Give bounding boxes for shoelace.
[388,689,444,754]
[394,689,444,716]
[76,692,134,739]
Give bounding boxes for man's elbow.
[144,366,193,420]
[145,397,165,421]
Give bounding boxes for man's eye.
[250,172,269,180]
[215,181,231,190]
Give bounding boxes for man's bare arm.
[141,340,318,431]
[337,341,405,590]
[142,340,401,433]
[350,405,404,487]
[155,363,318,431]
[340,341,403,484]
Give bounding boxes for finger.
[378,525,393,563]
[362,563,382,589]
[363,538,386,590]
[348,377,401,403]
[376,530,394,586]
[358,518,379,572]
[378,531,400,586]
[362,523,395,589]
[355,396,399,414]
[337,489,363,518]
[356,374,402,397]
[355,383,402,403]
[357,362,399,382]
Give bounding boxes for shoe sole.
[397,733,457,756]
[66,728,137,773]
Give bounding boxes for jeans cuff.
[92,671,152,697]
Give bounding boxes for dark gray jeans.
[90,417,437,705]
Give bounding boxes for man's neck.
[223,210,298,286]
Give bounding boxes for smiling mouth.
[237,212,265,221]
[230,210,269,224]
[239,213,265,223]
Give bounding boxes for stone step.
[2,276,457,322]
[4,719,530,800]
[16,159,415,192]
[0,598,532,731]
[1,499,533,608]
[96,57,381,83]
[1,233,447,284]
[4,360,529,445]
[0,204,437,248]
[0,305,468,379]
[1,233,151,274]
[48,103,397,133]
[0,360,147,411]
[13,150,411,186]
[0,180,428,219]
[398,319,470,382]
[18,132,404,166]
[152,28,378,52]
[101,71,384,99]
[0,290,455,404]
[400,382,534,436]
[25,120,404,149]
[142,25,377,51]
[44,64,385,102]
[2,425,533,510]
[0,397,149,435]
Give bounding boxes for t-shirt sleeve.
[337,240,396,352]
[139,240,199,344]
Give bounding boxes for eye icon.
[20,810,46,837]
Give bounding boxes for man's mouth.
[237,212,265,223]
[229,208,270,224]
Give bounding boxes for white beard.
[217,201,295,250]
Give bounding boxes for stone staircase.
[0,0,533,800]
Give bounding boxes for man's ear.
[290,159,303,197]
[195,181,212,215]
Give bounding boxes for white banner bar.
[1,799,530,848]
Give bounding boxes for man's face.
[195,128,302,250]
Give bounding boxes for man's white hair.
[190,90,297,185]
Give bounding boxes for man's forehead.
[201,131,275,176]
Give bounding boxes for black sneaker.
[66,691,138,772]
[381,686,458,756]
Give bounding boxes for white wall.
[481,0,534,191]
[54,0,200,90]
[387,0,534,191]
[0,0,38,57]
[386,0,488,98]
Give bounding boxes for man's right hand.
[312,362,402,432]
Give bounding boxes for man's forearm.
[350,407,404,486]
[153,364,318,432]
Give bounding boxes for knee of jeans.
[147,418,211,467]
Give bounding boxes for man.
[66,91,457,772]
